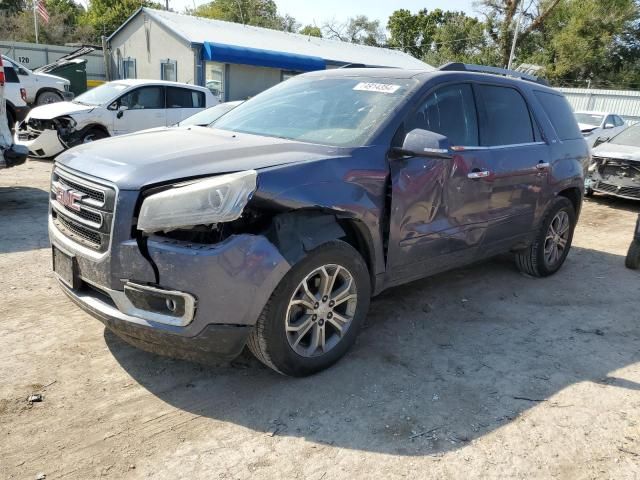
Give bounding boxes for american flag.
[36,0,50,24]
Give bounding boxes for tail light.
[20,88,27,102]
[0,55,5,86]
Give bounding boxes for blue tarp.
[203,42,326,72]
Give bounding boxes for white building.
[106,7,432,102]
[558,87,640,123]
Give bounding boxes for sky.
[168,0,477,28]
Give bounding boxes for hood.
[592,142,640,162]
[36,71,70,85]
[28,101,94,120]
[56,127,345,189]
[578,123,598,133]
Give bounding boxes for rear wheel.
[36,90,63,105]
[248,241,371,376]
[516,197,577,277]
[626,241,640,270]
[81,128,108,144]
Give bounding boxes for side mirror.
[604,123,614,129]
[116,105,128,118]
[593,136,609,147]
[393,128,451,158]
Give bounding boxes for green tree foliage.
[300,25,322,38]
[323,15,385,46]
[192,0,284,29]
[83,0,161,38]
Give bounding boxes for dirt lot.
[1,159,639,479]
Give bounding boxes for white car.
[2,60,30,130]
[1,57,28,169]
[15,79,218,158]
[2,55,73,105]
[574,111,627,147]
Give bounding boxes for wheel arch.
[265,209,379,294]
[557,187,583,217]
[35,87,64,102]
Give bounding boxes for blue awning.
[203,42,325,72]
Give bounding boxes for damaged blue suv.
[49,64,588,376]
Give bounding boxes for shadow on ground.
[0,186,50,254]
[105,246,640,456]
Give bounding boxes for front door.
[473,84,549,250]
[386,83,493,285]
[113,86,167,135]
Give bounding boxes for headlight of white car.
[137,170,257,233]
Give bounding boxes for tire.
[81,128,108,143]
[248,240,371,376]
[35,90,63,106]
[6,109,15,132]
[626,241,640,270]
[585,187,594,198]
[516,197,577,277]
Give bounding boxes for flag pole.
[33,1,39,44]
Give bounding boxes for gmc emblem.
[55,185,83,212]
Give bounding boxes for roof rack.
[438,62,549,86]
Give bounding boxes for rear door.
[165,87,207,126]
[474,83,549,251]
[113,86,167,135]
[387,82,493,284]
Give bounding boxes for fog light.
[123,282,196,326]
[166,298,177,313]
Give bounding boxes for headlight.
[137,170,257,233]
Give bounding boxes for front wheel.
[81,128,108,144]
[516,197,577,277]
[248,241,371,376]
[36,90,63,105]
[626,241,640,270]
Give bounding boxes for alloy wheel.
[544,210,571,267]
[285,264,358,357]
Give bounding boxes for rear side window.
[477,85,534,146]
[166,87,205,108]
[534,91,582,141]
[4,65,19,83]
[411,83,479,146]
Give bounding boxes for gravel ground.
[1,159,639,480]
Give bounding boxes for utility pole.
[33,0,39,44]
[165,0,169,10]
[507,0,525,70]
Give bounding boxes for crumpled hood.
[56,127,344,189]
[592,142,640,162]
[578,123,598,133]
[28,101,94,120]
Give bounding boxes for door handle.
[536,162,551,170]
[467,170,490,179]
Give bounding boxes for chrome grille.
[50,167,116,252]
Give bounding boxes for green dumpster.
[44,58,88,97]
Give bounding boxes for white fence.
[0,40,106,82]
[558,87,640,123]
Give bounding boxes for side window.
[4,65,19,83]
[411,83,479,146]
[160,60,177,82]
[534,91,582,141]
[119,86,164,110]
[476,85,534,146]
[615,116,625,127]
[166,87,206,108]
[122,58,136,79]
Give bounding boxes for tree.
[192,0,283,30]
[479,0,563,67]
[323,15,385,46]
[300,25,322,37]
[83,0,161,39]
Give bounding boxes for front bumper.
[15,127,65,158]
[58,278,251,362]
[50,222,291,362]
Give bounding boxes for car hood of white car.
[592,143,640,162]
[578,123,599,132]
[27,101,95,120]
[35,71,70,85]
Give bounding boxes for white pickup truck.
[1,56,28,169]
[2,55,73,105]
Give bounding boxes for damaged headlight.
[137,170,258,233]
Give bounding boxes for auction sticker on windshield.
[353,82,401,94]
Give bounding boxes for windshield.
[178,102,240,126]
[609,124,640,147]
[73,82,129,106]
[575,113,603,127]
[212,75,417,147]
